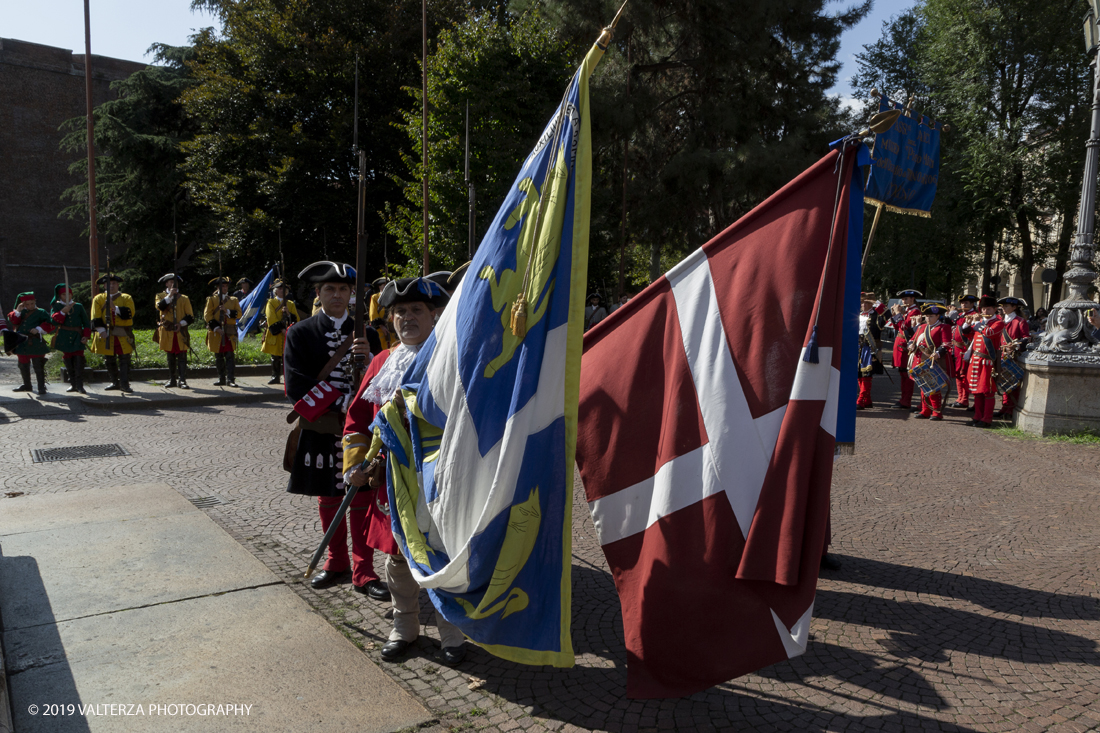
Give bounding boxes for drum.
[909,359,949,397]
[997,357,1025,394]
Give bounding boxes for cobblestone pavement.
[2,353,1099,733]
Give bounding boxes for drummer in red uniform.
[890,289,923,410]
[995,296,1030,418]
[961,295,1004,428]
[856,293,887,409]
[950,294,979,409]
[908,303,952,420]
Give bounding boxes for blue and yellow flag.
[369,29,612,667]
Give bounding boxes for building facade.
[0,37,144,310]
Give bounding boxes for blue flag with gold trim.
[370,30,612,667]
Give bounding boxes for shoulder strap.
[316,333,354,381]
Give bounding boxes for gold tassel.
[510,293,528,338]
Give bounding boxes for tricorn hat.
[378,277,449,309]
[299,261,356,285]
[958,294,978,303]
[96,274,123,286]
[272,278,288,289]
[426,270,452,292]
[895,289,923,298]
[978,294,997,308]
[236,277,253,287]
[860,291,878,300]
[587,292,602,302]
[159,273,183,285]
[209,276,231,286]
[3,329,29,355]
[921,302,946,315]
[998,296,1027,308]
[447,261,471,289]
[371,276,389,289]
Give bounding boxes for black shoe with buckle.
[354,579,392,601]
[309,569,350,590]
[381,639,412,661]
[441,645,466,666]
[820,553,842,571]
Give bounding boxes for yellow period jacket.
[261,297,299,356]
[154,291,194,352]
[204,294,240,352]
[369,292,387,322]
[89,292,136,355]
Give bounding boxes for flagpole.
[421,0,430,276]
[617,31,631,300]
[860,202,885,272]
[84,0,100,297]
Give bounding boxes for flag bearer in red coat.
[856,292,886,409]
[342,276,466,666]
[961,295,1003,427]
[996,296,1030,418]
[890,289,923,410]
[951,294,979,408]
[908,303,951,420]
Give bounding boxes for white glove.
[96,327,107,335]
[113,306,121,316]
[214,327,223,334]
[34,326,46,335]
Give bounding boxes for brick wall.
[0,37,145,310]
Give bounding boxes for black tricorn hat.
[426,270,452,292]
[921,302,947,315]
[587,292,602,302]
[448,261,471,289]
[272,278,288,289]
[958,294,978,303]
[895,289,923,298]
[3,329,29,355]
[978,294,997,308]
[96,274,123,286]
[209,276,231,286]
[299,261,356,285]
[998,296,1027,308]
[378,277,449,309]
[371,276,389,289]
[159,273,183,285]
[236,277,253,287]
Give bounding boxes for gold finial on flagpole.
[599,0,629,46]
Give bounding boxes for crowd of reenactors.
[857,289,1034,427]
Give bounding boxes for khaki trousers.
[385,554,464,648]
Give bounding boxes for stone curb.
[78,389,283,412]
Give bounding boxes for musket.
[352,54,368,389]
[465,100,476,260]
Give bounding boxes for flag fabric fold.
[369,32,612,667]
[236,267,276,342]
[575,144,866,698]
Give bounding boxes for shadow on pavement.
[454,565,980,732]
[0,549,91,733]
[837,555,1100,620]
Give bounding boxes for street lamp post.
[1033,3,1100,355]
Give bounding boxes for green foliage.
[45,329,268,379]
[386,9,577,274]
[180,0,469,284]
[60,46,214,327]
[521,0,869,291]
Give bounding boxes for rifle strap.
[317,333,354,382]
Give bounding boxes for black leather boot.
[226,352,237,387]
[14,361,32,392]
[74,353,87,394]
[164,353,178,388]
[104,356,121,390]
[64,357,78,392]
[214,353,227,386]
[178,352,189,389]
[120,354,133,393]
[33,358,47,395]
[268,356,281,385]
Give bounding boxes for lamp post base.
[1018,354,1100,435]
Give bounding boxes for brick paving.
[2,353,1099,732]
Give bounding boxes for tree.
[516,0,870,290]
[919,0,1088,307]
[386,8,577,273]
[181,0,468,284]
[60,45,212,326]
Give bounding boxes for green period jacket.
[11,307,53,357]
[50,302,91,353]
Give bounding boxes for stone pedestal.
[1018,353,1100,435]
